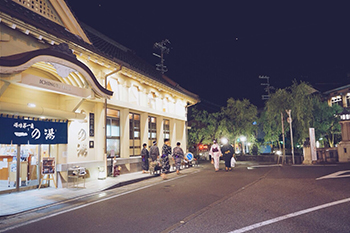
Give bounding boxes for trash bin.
[98,166,106,180]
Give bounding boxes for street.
[1,161,350,233]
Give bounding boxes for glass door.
[0,144,17,192]
[20,144,40,189]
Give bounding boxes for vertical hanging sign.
[89,113,94,137]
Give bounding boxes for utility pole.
[281,112,285,164]
[286,109,295,164]
[259,75,273,100]
[153,39,171,74]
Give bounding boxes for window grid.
[331,96,343,107]
[148,116,157,147]
[129,113,141,156]
[163,119,170,139]
[106,109,120,158]
[13,0,63,25]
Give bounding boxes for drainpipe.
[104,65,122,178]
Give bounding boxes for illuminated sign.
[0,116,67,144]
[21,74,91,98]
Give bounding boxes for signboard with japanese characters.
[42,157,55,174]
[0,116,67,144]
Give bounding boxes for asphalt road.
[2,161,350,233]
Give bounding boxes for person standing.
[113,155,120,177]
[209,139,222,172]
[173,142,185,174]
[149,141,160,162]
[149,141,160,174]
[221,140,234,171]
[141,143,149,173]
[161,139,171,179]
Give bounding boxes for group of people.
[209,139,236,172]
[141,139,185,180]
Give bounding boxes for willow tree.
[263,81,316,148]
[287,81,315,144]
[263,88,290,150]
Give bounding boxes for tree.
[263,88,289,150]
[287,81,315,144]
[187,108,224,147]
[311,97,342,147]
[263,81,316,149]
[221,98,258,144]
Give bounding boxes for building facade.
[324,84,350,162]
[0,0,199,193]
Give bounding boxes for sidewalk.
[0,171,158,217]
[0,160,266,217]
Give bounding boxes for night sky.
[66,1,350,108]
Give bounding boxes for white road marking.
[316,170,350,180]
[0,173,194,233]
[247,164,282,169]
[229,197,350,233]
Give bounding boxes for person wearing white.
[209,139,222,171]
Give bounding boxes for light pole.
[286,109,294,164]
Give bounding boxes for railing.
[316,148,338,163]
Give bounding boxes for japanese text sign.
[0,116,67,144]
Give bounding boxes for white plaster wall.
[67,102,99,163]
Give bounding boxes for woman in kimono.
[173,142,185,174]
[141,143,149,173]
[161,139,171,179]
[209,139,222,172]
[221,140,234,171]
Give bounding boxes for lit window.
[331,96,343,107]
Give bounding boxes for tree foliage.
[263,88,289,147]
[188,98,258,147]
[311,97,342,147]
[221,98,258,143]
[188,108,224,146]
[263,81,315,146]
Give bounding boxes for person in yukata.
[209,139,222,172]
[149,141,160,162]
[141,143,149,173]
[161,139,171,179]
[113,155,120,176]
[173,142,185,174]
[221,140,234,171]
[149,141,160,173]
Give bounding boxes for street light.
[221,137,228,145]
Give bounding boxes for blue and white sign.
[186,152,194,161]
[0,116,67,144]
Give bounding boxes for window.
[148,116,157,147]
[163,119,170,140]
[129,113,141,156]
[331,96,343,107]
[106,109,120,158]
[346,94,350,107]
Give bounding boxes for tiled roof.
[81,23,165,83]
[0,0,199,101]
